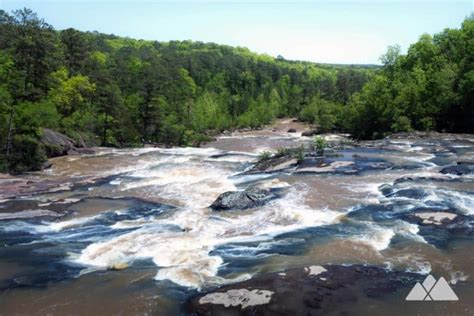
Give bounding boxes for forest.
[0,8,472,173]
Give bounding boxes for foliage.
[3,134,46,173]
[259,151,272,161]
[313,136,327,156]
[348,14,474,138]
[0,8,471,172]
[276,147,292,157]
[298,96,341,132]
[295,144,305,162]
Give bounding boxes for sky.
[1,1,472,64]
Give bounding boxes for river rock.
[210,186,280,211]
[412,212,458,225]
[457,160,474,166]
[295,160,354,174]
[384,188,428,200]
[109,262,129,270]
[393,174,455,185]
[0,209,63,221]
[440,164,473,176]
[68,147,96,155]
[404,210,472,231]
[264,158,298,173]
[40,128,95,158]
[185,265,422,315]
[41,128,76,157]
[287,128,296,133]
[249,154,299,174]
[301,129,320,137]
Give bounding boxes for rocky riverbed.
[0,119,473,315]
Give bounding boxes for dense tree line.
[296,14,473,139]
[347,14,474,139]
[0,8,373,172]
[0,8,471,173]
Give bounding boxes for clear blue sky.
[1,1,472,64]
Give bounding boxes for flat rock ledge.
[403,210,473,236]
[185,265,423,315]
[0,209,64,221]
[413,212,458,225]
[295,161,354,174]
[199,289,274,310]
[248,154,299,174]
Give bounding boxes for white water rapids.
[55,146,345,288]
[2,125,473,291]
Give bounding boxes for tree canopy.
[0,8,472,173]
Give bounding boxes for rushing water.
[0,120,473,315]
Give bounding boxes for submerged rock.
[440,164,473,176]
[384,188,428,200]
[393,174,457,185]
[210,186,281,211]
[186,265,422,315]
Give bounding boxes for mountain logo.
[406,275,458,301]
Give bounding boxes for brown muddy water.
[0,119,473,315]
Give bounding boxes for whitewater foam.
[71,184,343,288]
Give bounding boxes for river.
[0,119,473,315]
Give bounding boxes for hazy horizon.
[0,1,472,64]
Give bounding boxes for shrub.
[295,144,305,162]
[275,147,291,157]
[7,134,47,173]
[259,151,272,161]
[313,136,327,156]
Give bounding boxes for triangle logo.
[429,277,459,301]
[406,282,428,301]
[406,275,459,301]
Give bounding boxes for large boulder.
[40,129,76,157]
[40,129,94,158]
[210,186,280,211]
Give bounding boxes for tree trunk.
[187,100,191,127]
[5,105,14,156]
[102,110,108,146]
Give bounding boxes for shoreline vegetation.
[0,8,473,173]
